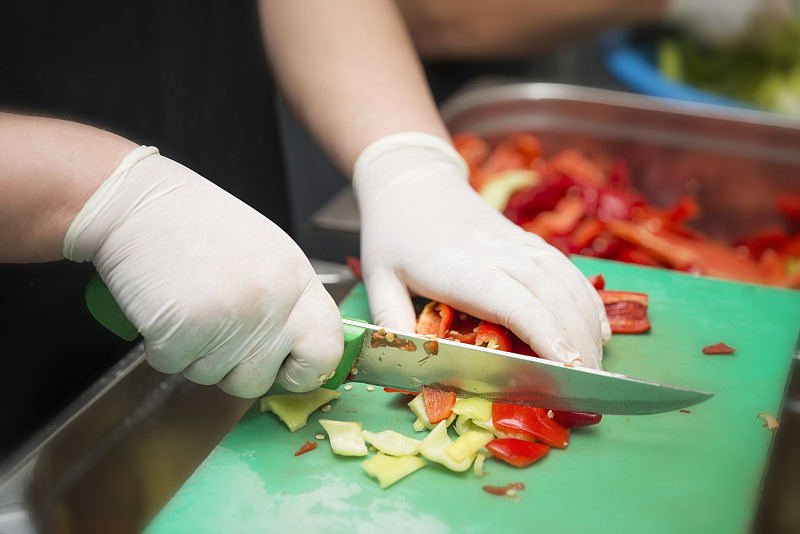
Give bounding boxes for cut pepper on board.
[486,438,550,468]
[551,410,603,429]
[422,385,458,425]
[492,403,570,449]
[703,342,736,355]
[294,440,317,456]
[598,290,651,334]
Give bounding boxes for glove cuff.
[352,132,468,203]
[63,145,159,261]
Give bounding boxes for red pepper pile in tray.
[454,132,800,288]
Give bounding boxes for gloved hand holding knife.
[353,132,610,370]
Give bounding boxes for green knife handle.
[85,273,139,341]
[321,318,367,390]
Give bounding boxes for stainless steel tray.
[441,82,800,241]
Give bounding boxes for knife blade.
[85,274,712,414]
[322,319,713,415]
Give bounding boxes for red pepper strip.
[422,386,457,424]
[664,195,701,224]
[552,410,603,429]
[474,321,512,352]
[415,301,454,339]
[611,245,662,267]
[491,403,570,449]
[294,440,317,456]
[510,132,542,163]
[383,388,418,395]
[606,220,698,270]
[702,342,736,355]
[481,143,529,177]
[452,132,490,168]
[521,194,585,238]
[587,273,605,291]
[780,234,800,257]
[503,175,573,226]
[486,439,550,468]
[598,290,651,334]
[547,148,606,187]
[345,255,362,281]
[570,217,605,250]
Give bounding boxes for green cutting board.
[147,257,800,534]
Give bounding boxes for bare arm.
[0,112,136,262]
[396,0,669,60]
[258,0,450,175]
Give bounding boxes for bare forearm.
[258,0,449,175]
[0,113,136,262]
[397,0,669,60]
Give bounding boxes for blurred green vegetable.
[658,21,800,115]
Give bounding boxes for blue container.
[601,30,752,109]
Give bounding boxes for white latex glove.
[353,133,610,369]
[667,0,794,45]
[63,146,343,398]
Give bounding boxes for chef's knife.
[86,274,713,415]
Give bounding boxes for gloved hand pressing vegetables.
[667,0,794,45]
[63,146,344,398]
[353,133,610,369]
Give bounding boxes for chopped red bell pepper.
[503,175,573,226]
[486,438,550,468]
[521,194,585,238]
[587,273,605,291]
[345,255,362,281]
[510,132,543,163]
[421,385,457,424]
[474,321,512,352]
[452,132,490,168]
[702,342,736,355]
[294,440,317,456]
[570,217,605,250]
[663,195,701,224]
[598,290,651,334]
[547,148,606,187]
[551,410,603,429]
[415,301,454,339]
[491,403,570,449]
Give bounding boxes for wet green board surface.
[147,257,800,534]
